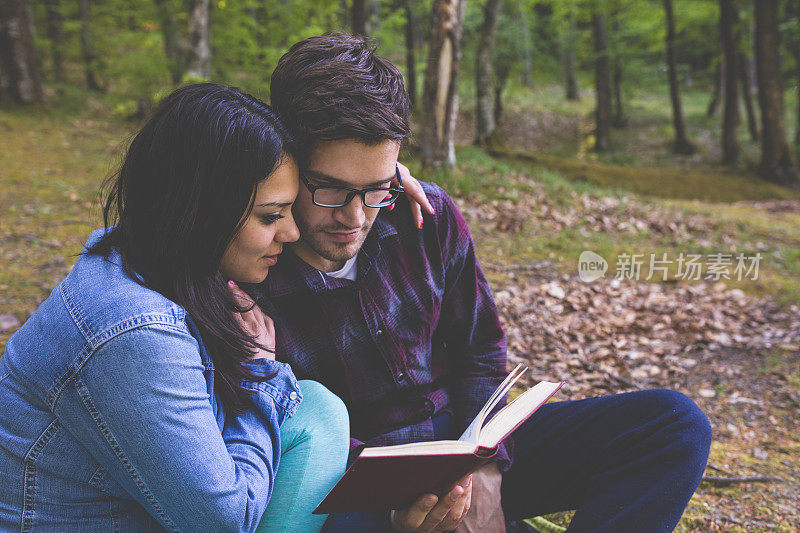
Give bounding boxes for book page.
[477,380,563,448]
[359,439,475,457]
[458,364,526,444]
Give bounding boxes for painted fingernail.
[228,280,236,286]
[418,220,423,229]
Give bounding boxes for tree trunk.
[154,0,183,84]
[519,12,532,87]
[494,61,510,124]
[352,0,368,36]
[564,12,579,101]
[402,0,417,110]
[788,0,800,147]
[592,11,612,151]
[368,1,380,34]
[185,0,211,80]
[612,62,625,127]
[664,0,695,154]
[754,0,799,187]
[0,0,42,103]
[707,57,722,117]
[720,0,739,164]
[42,0,63,83]
[738,51,758,142]
[611,13,625,127]
[78,0,101,91]
[474,0,503,146]
[421,0,466,169]
[797,56,800,147]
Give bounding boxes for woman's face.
[220,157,301,283]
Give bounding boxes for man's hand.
[453,463,504,533]
[390,474,473,532]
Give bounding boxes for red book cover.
[313,373,564,514]
[313,446,498,514]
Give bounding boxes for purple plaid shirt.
[250,182,511,468]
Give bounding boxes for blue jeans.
[258,380,350,533]
[323,389,712,532]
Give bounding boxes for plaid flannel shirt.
[250,182,512,469]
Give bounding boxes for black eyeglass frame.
[299,164,405,208]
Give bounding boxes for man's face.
[291,139,401,272]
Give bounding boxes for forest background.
[1,0,800,530]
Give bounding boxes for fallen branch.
[708,514,743,525]
[482,261,556,275]
[706,463,734,476]
[701,475,779,486]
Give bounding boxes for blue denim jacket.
[0,229,302,532]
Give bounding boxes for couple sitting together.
[0,33,711,532]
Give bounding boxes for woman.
[0,83,429,532]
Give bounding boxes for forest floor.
[2,90,800,531]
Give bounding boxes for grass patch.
[487,148,800,203]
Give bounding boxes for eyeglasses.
[299,164,404,208]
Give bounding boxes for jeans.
[322,389,712,532]
[257,380,351,533]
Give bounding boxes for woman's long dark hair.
[89,82,294,415]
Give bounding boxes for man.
[254,32,712,532]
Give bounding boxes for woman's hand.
[229,281,275,360]
[389,162,435,229]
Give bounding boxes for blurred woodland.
[2,0,800,531]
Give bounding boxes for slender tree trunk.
[754,0,799,187]
[519,12,532,87]
[564,12,579,101]
[796,57,800,147]
[0,0,43,103]
[720,0,739,164]
[368,1,380,34]
[475,0,503,146]
[185,0,211,80]
[154,0,183,84]
[352,0,368,36]
[592,11,612,151]
[42,0,63,83]
[664,0,695,154]
[78,0,101,91]
[402,0,417,110]
[421,0,466,169]
[611,13,625,127]
[340,0,349,29]
[738,51,758,142]
[788,0,800,147]
[494,61,510,124]
[612,62,625,127]
[707,57,723,117]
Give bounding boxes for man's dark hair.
[270,31,411,156]
[89,82,294,415]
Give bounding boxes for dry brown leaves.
[456,188,720,244]
[492,274,800,401]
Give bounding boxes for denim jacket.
[0,229,302,532]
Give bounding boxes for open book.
[313,365,564,513]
